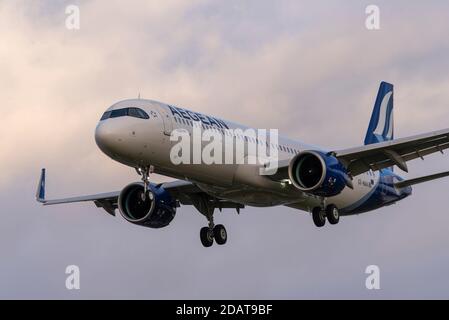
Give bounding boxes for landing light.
[280,179,292,188]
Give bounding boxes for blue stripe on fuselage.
[342,169,412,215]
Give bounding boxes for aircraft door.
[156,104,173,136]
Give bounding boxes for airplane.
[36,82,449,247]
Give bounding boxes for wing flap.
[335,128,449,176]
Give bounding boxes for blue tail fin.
[36,168,46,203]
[364,81,394,145]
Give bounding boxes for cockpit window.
[100,111,112,120]
[128,108,150,119]
[100,108,149,121]
[110,108,128,118]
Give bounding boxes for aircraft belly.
[327,172,380,214]
[196,183,300,207]
[174,164,237,186]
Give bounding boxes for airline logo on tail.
[365,82,394,145]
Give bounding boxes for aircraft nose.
[95,122,120,155]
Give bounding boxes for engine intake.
[118,182,177,229]
[288,150,350,197]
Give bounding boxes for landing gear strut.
[191,194,228,247]
[136,165,154,201]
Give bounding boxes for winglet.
[36,168,46,203]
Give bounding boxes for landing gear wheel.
[312,207,326,227]
[140,190,154,202]
[200,227,214,247]
[326,205,340,225]
[213,224,227,245]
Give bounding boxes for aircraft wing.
[334,128,449,176]
[261,128,449,183]
[36,169,243,216]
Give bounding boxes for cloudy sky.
[1,0,449,299]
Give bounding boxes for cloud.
[1,0,449,298]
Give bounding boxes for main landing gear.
[200,215,228,248]
[312,204,340,228]
[191,194,228,248]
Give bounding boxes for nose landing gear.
[136,165,154,201]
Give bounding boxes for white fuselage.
[95,99,381,215]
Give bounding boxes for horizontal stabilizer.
[395,170,449,189]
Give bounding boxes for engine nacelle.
[288,150,351,197]
[118,182,177,229]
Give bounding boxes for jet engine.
[288,150,352,197]
[118,182,177,229]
